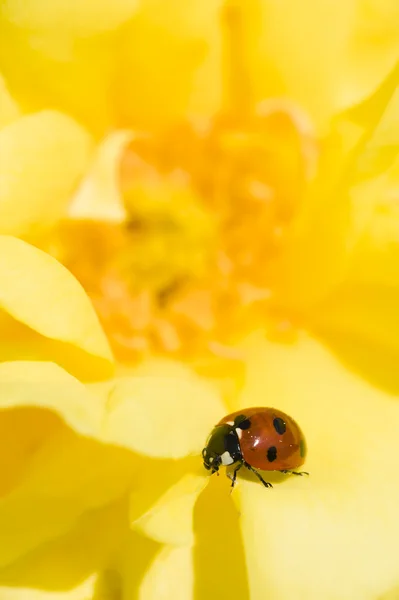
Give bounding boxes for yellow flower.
[1,240,399,600]
[1,1,399,600]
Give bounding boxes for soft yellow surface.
[252,0,399,130]
[275,62,399,308]
[0,428,133,569]
[102,369,225,458]
[3,1,397,133]
[0,361,102,436]
[238,334,399,600]
[0,236,113,368]
[0,73,20,127]
[1,0,139,36]
[68,130,131,222]
[0,111,93,237]
[132,473,207,545]
[0,576,96,600]
[139,545,194,600]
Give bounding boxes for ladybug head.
[202,446,222,473]
[202,423,242,474]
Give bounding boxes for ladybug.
[202,407,307,488]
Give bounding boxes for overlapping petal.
[1,0,139,36]
[308,279,399,396]
[0,501,128,591]
[0,361,102,438]
[349,164,399,289]
[0,361,136,570]
[0,110,93,237]
[0,73,20,127]
[237,334,399,600]
[2,0,397,137]
[0,1,220,133]
[0,0,140,110]
[300,67,399,392]
[253,0,399,131]
[112,0,222,129]
[0,236,113,377]
[0,576,96,600]
[139,545,194,600]
[68,131,131,222]
[0,6,136,134]
[0,356,223,592]
[274,62,399,308]
[101,360,225,458]
[131,473,207,546]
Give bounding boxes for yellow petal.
[0,499,126,590]
[0,577,96,600]
[113,0,222,129]
[0,427,134,568]
[274,179,374,309]
[275,64,399,308]
[382,585,399,600]
[308,279,399,395]
[306,168,399,395]
[0,361,102,437]
[0,236,113,373]
[0,73,20,128]
[131,473,207,546]
[338,61,399,183]
[238,334,399,600]
[117,530,160,599]
[348,166,399,289]
[0,360,103,501]
[1,1,218,133]
[0,110,93,237]
[193,474,250,600]
[139,545,193,600]
[252,0,399,130]
[1,0,139,37]
[102,361,225,458]
[0,29,115,134]
[310,281,399,355]
[68,130,131,222]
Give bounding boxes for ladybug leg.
[227,463,243,489]
[280,469,309,476]
[244,463,273,488]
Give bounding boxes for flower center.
[59,103,317,366]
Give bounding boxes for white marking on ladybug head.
[236,427,243,440]
[220,451,234,466]
[208,456,214,463]
[226,421,234,426]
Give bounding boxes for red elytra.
[218,407,306,471]
[202,406,308,489]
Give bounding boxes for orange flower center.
[53,5,319,367]
[58,102,317,366]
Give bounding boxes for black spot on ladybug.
[234,415,251,429]
[267,446,277,462]
[299,438,306,458]
[273,417,286,435]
